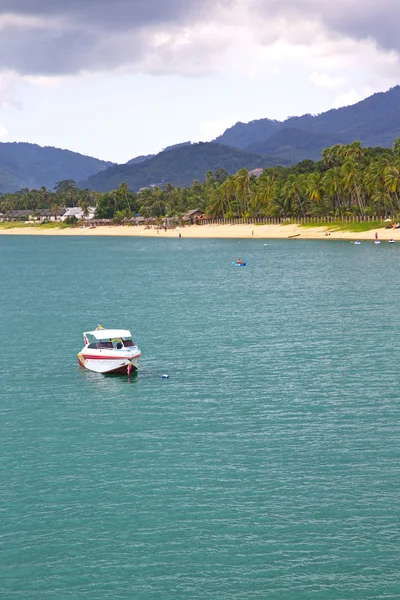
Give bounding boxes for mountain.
[126,154,154,165]
[163,141,192,152]
[215,119,281,150]
[214,86,400,161]
[4,86,400,194]
[80,142,288,192]
[0,142,113,193]
[245,127,345,162]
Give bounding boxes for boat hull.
[78,352,141,375]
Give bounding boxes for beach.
[0,222,399,240]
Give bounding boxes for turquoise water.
[1,235,400,599]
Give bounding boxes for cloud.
[0,0,398,78]
[0,123,8,138]
[0,0,399,142]
[332,89,361,108]
[197,117,239,141]
[0,0,235,75]
[309,72,346,90]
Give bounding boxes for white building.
[61,207,96,221]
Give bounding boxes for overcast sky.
[0,0,399,162]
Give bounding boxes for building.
[249,168,264,178]
[0,209,65,222]
[182,209,204,223]
[61,207,96,221]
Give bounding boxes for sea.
[1,235,400,599]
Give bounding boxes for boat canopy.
[84,329,132,340]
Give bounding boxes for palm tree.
[341,160,365,215]
[282,175,306,217]
[322,168,343,215]
[234,168,252,215]
[252,174,277,215]
[79,201,90,219]
[209,181,232,217]
[305,172,325,215]
[50,203,62,221]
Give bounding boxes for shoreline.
[0,223,398,241]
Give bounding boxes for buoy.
[162,374,169,379]
[127,364,132,377]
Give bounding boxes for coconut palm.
[341,160,365,214]
[322,167,344,215]
[234,168,252,215]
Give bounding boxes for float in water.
[78,325,141,375]
[232,260,247,267]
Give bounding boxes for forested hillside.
[80,142,287,192]
[3,141,400,222]
[0,142,113,193]
[214,86,400,163]
[3,87,400,194]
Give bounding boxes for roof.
[7,210,32,217]
[185,209,203,216]
[64,207,83,217]
[84,328,132,340]
[39,208,65,217]
[249,168,264,177]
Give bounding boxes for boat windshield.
[123,339,134,347]
[87,341,114,349]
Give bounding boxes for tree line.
[2,140,400,221]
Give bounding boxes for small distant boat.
[232,261,247,267]
[354,241,361,245]
[389,239,395,243]
[78,326,141,375]
[374,240,381,244]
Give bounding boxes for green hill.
[245,127,345,162]
[80,142,288,192]
[0,142,113,193]
[214,86,400,162]
[126,154,154,165]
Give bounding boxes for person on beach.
[375,232,378,240]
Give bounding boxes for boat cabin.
[83,329,136,350]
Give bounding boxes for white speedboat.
[78,326,141,375]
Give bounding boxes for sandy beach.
[0,222,399,241]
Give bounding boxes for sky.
[0,0,399,163]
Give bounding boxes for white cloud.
[196,118,239,142]
[0,123,8,138]
[333,89,361,108]
[309,72,346,90]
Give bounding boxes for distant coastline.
[0,222,398,241]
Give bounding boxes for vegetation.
[0,142,113,193]
[3,86,400,197]
[300,220,385,232]
[3,141,400,223]
[214,86,400,162]
[81,142,288,192]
